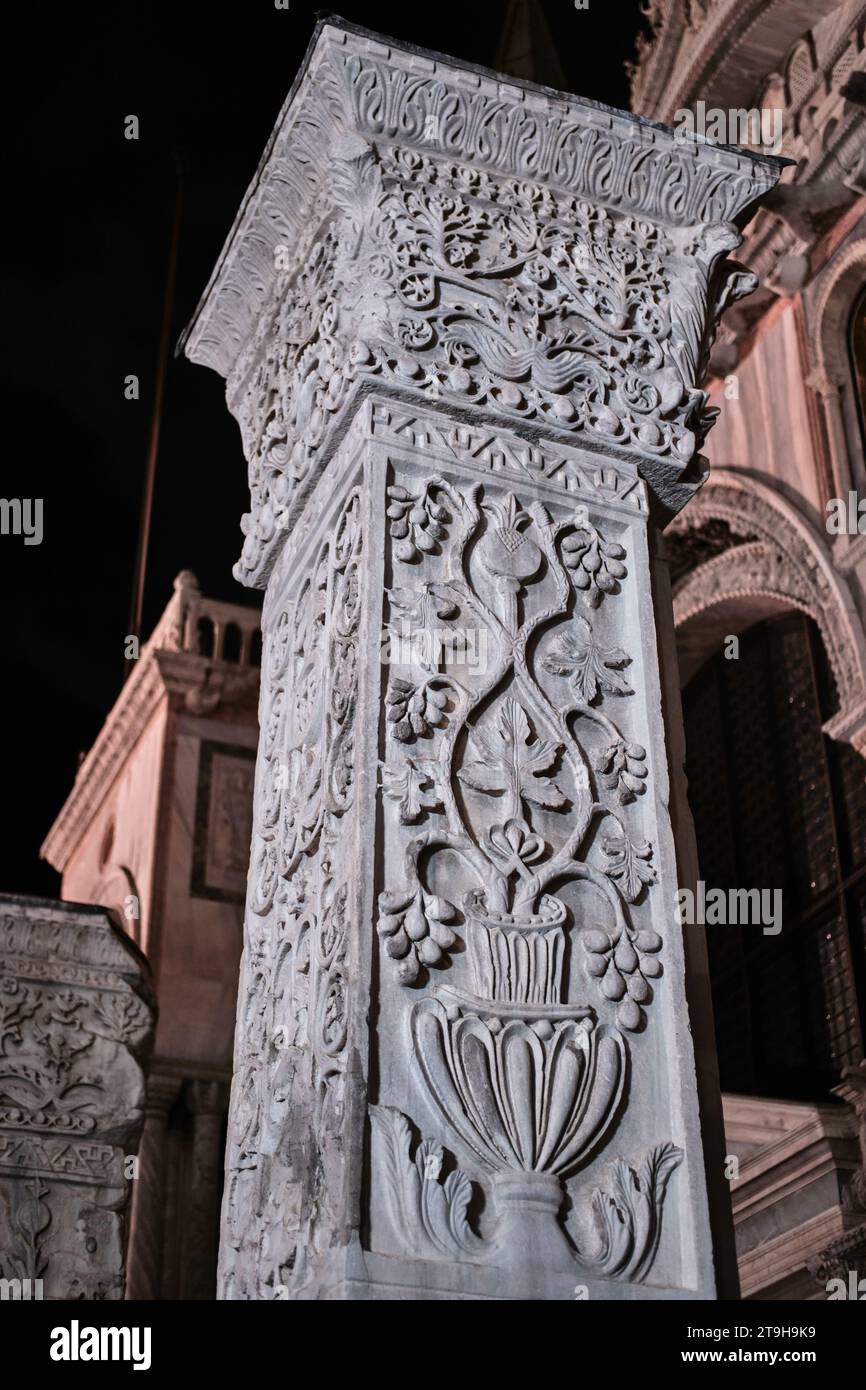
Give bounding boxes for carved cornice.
[0,896,152,984]
[629,0,844,122]
[184,18,780,385]
[631,1,866,346]
[41,575,261,874]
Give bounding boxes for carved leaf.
[370,1105,484,1258]
[458,698,566,811]
[381,759,442,824]
[600,834,657,901]
[585,1142,683,1283]
[542,618,632,703]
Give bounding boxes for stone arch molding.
[811,238,866,388]
[671,469,866,753]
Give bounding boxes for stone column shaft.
[184,1080,228,1300]
[183,18,783,1300]
[125,1074,179,1300]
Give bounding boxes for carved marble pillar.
[184,1080,228,1300]
[0,898,154,1300]
[125,1073,179,1300]
[182,18,783,1300]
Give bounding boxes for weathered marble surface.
[0,896,154,1299]
[183,18,783,1299]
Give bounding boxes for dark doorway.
[682,612,866,1100]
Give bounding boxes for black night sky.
[2,1,643,896]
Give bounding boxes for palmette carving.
[575,1143,684,1283]
[411,1002,626,1178]
[370,1105,484,1259]
[376,480,658,1028]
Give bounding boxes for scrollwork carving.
[226,127,766,585]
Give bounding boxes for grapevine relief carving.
[375,474,678,1278]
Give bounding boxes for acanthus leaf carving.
[370,1105,484,1259]
[381,758,444,825]
[457,698,567,813]
[600,833,657,903]
[575,1143,683,1283]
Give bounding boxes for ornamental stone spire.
[183,17,783,1300]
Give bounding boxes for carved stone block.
[0,897,155,1299]
[183,18,783,1299]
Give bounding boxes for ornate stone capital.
[182,17,782,589]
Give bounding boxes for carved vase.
[412,887,628,1265]
[462,891,568,1006]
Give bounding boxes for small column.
[183,18,783,1300]
[807,370,852,498]
[184,1080,228,1300]
[125,1074,180,1300]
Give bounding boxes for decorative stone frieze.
[629,0,866,344]
[183,18,782,1299]
[0,897,154,1300]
